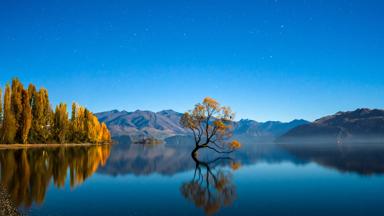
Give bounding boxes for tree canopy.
[0,78,111,144]
[180,97,241,155]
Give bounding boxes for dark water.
[1,136,384,216]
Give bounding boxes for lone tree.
[180,97,241,157]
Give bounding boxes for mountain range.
[95,109,309,140]
[96,108,384,143]
[280,108,384,143]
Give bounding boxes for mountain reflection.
[102,135,384,177]
[97,135,299,176]
[281,141,384,176]
[0,145,111,207]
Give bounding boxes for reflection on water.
[1,136,384,215]
[181,155,238,215]
[97,136,195,176]
[97,135,299,176]
[0,145,110,207]
[281,142,384,175]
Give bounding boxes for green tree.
[54,103,69,143]
[70,102,79,143]
[2,84,17,144]
[28,84,38,143]
[31,88,53,143]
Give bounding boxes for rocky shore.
[0,184,19,216]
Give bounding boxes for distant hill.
[96,110,309,140]
[233,119,309,138]
[279,108,384,142]
[95,109,188,139]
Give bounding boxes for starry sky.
[1,0,383,122]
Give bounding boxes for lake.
[1,136,384,216]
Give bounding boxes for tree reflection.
[0,145,111,207]
[180,154,239,215]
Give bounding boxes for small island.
[0,78,111,146]
[133,137,164,145]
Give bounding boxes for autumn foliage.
[180,97,241,155]
[0,78,111,144]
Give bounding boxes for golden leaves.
[230,140,241,149]
[1,78,112,144]
[213,120,226,130]
[180,112,196,129]
[203,97,219,111]
[180,96,241,153]
[230,162,241,171]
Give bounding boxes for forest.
[0,78,111,144]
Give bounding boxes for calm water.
[1,136,384,216]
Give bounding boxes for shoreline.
[0,143,112,150]
[0,183,19,216]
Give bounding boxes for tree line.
[0,78,111,144]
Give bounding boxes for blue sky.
[0,0,383,122]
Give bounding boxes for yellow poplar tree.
[31,88,53,143]
[2,84,17,144]
[101,123,111,142]
[1,78,112,144]
[21,89,32,144]
[54,103,69,143]
[86,114,100,143]
[0,88,3,134]
[11,79,24,143]
[70,102,78,142]
[28,84,38,143]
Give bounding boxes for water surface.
[1,136,384,216]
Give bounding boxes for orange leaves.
[213,120,226,130]
[203,97,219,111]
[71,104,111,143]
[101,123,111,142]
[180,96,241,152]
[180,112,196,129]
[230,140,241,149]
[230,161,241,171]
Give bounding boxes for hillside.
[279,108,384,142]
[96,110,309,140]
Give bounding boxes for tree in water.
[180,97,241,157]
